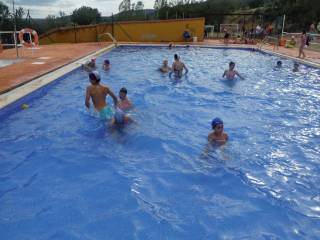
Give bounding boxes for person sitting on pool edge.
[208,117,228,145]
[103,59,111,71]
[85,71,118,122]
[159,59,171,73]
[117,87,133,111]
[222,61,244,80]
[170,54,188,78]
[83,58,96,72]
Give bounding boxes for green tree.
[71,6,101,25]
[135,1,144,10]
[119,0,131,12]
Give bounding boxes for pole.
[12,0,19,58]
[281,14,286,38]
[111,13,114,37]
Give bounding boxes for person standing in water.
[170,54,188,78]
[85,71,118,122]
[208,118,228,145]
[222,61,244,80]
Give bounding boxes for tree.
[71,6,101,25]
[119,0,131,12]
[135,1,144,10]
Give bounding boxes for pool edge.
[0,44,115,110]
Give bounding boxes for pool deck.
[0,40,319,101]
[0,42,111,94]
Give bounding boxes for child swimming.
[170,54,188,78]
[103,59,111,71]
[117,87,133,111]
[222,61,244,80]
[159,59,171,73]
[276,60,282,68]
[208,118,228,145]
[85,71,118,121]
[293,62,299,72]
[83,58,96,72]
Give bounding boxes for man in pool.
[85,71,118,121]
[276,60,282,68]
[159,59,171,73]
[170,54,188,78]
[117,87,133,111]
[222,61,244,80]
[208,117,228,145]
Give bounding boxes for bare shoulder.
[208,132,215,141]
[224,132,229,140]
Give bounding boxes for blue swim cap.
[114,108,125,124]
[104,59,110,64]
[211,117,223,128]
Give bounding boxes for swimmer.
[293,62,299,72]
[159,59,171,73]
[117,87,133,111]
[103,59,111,71]
[111,108,133,126]
[208,118,228,145]
[168,42,175,49]
[276,60,282,68]
[85,71,118,122]
[170,54,188,78]
[222,61,244,80]
[83,58,96,72]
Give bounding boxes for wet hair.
[174,54,179,60]
[229,61,235,66]
[302,30,307,34]
[89,71,100,83]
[104,59,110,64]
[120,87,127,94]
[294,62,299,67]
[277,60,282,66]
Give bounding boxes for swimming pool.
[0,46,319,239]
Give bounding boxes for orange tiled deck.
[0,41,319,95]
[0,42,111,93]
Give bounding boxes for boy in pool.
[276,60,282,68]
[85,71,118,122]
[170,54,188,78]
[222,61,244,80]
[159,59,171,73]
[117,87,133,111]
[208,118,228,145]
[103,59,111,71]
[293,62,299,72]
[83,58,96,72]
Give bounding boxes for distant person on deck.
[170,54,188,78]
[117,87,133,111]
[159,59,171,73]
[223,28,230,45]
[83,58,96,72]
[208,118,228,145]
[85,71,118,122]
[222,61,244,80]
[183,28,191,41]
[298,30,307,59]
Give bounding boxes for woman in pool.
[85,71,118,122]
[208,118,228,145]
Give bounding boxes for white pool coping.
[0,44,115,110]
[1,43,319,110]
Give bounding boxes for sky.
[3,0,155,18]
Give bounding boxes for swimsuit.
[99,106,114,120]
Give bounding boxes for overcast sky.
[3,0,155,18]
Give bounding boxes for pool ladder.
[98,32,117,46]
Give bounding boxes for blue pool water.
[0,46,320,239]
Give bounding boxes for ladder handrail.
[98,32,117,43]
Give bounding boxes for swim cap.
[114,108,125,124]
[120,87,127,94]
[104,59,110,64]
[211,117,223,128]
[89,71,100,81]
